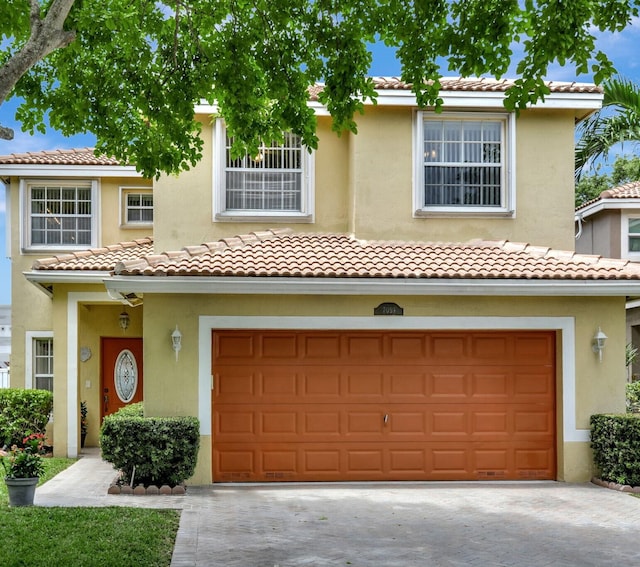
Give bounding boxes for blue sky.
[2,20,640,305]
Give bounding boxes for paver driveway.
[172,482,640,567]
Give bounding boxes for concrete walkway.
[35,449,640,566]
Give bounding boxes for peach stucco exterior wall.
[135,292,624,485]
[153,106,576,253]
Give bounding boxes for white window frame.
[119,186,154,228]
[213,119,315,222]
[20,179,99,251]
[25,331,53,391]
[621,212,640,260]
[413,111,516,217]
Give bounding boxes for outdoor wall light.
[119,310,130,332]
[171,326,182,361]
[592,327,608,363]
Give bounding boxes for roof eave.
[575,199,640,220]
[0,164,141,178]
[105,276,640,297]
[24,270,112,286]
[195,90,603,116]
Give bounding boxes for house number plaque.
[374,302,404,316]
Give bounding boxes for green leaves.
[575,76,640,180]
[591,413,640,486]
[3,0,640,177]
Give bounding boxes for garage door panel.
[348,450,384,473]
[388,373,427,397]
[261,334,299,359]
[513,370,555,397]
[346,411,384,435]
[431,411,468,435]
[471,373,509,398]
[514,335,554,364]
[302,371,342,397]
[216,411,255,436]
[214,333,255,359]
[388,334,426,358]
[431,373,468,397]
[344,335,385,359]
[303,335,341,358]
[346,372,384,396]
[304,411,342,435]
[389,449,426,473]
[212,330,556,482]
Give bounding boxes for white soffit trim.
[25,271,111,285]
[198,315,584,443]
[107,276,640,297]
[193,90,602,116]
[575,199,640,220]
[0,164,141,178]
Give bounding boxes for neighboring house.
[0,306,10,388]
[575,181,640,380]
[2,77,638,485]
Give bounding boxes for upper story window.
[623,214,640,259]
[22,180,98,251]
[121,187,153,227]
[214,120,314,222]
[414,112,515,217]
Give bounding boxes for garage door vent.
[518,470,551,480]
[265,472,295,480]
[478,470,506,480]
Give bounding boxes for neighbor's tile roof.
[308,77,602,99]
[576,181,640,211]
[32,238,153,271]
[0,148,121,166]
[111,229,640,280]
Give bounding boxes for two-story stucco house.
[3,77,640,484]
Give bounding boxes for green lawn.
[0,458,180,567]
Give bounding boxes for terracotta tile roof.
[309,77,602,100]
[32,238,153,271]
[576,181,640,211]
[113,229,640,280]
[0,148,122,166]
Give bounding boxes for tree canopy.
[2,0,639,178]
[575,155,640,207]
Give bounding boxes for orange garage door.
[212,330,556,482]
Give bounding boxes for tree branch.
[0,0,77,139]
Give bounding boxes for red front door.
[101,337,143,418]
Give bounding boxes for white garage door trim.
[199,316,580,442]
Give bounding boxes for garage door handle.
[383,414,389,424]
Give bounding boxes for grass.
[0,457,180,566]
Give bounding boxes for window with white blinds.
[415,112,514,216]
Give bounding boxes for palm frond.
[575,76,640,180]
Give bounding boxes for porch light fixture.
[171,326,182,361]
[592,327,608,363]
[119,311,130,332]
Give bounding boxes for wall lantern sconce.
[171,326,182,361]
[592,327,608,363]
[119,311,130,332]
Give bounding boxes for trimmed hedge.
[627,382,640,413]
[100,403,200,486]
[0,388,53,447]
[590,413,640,486]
